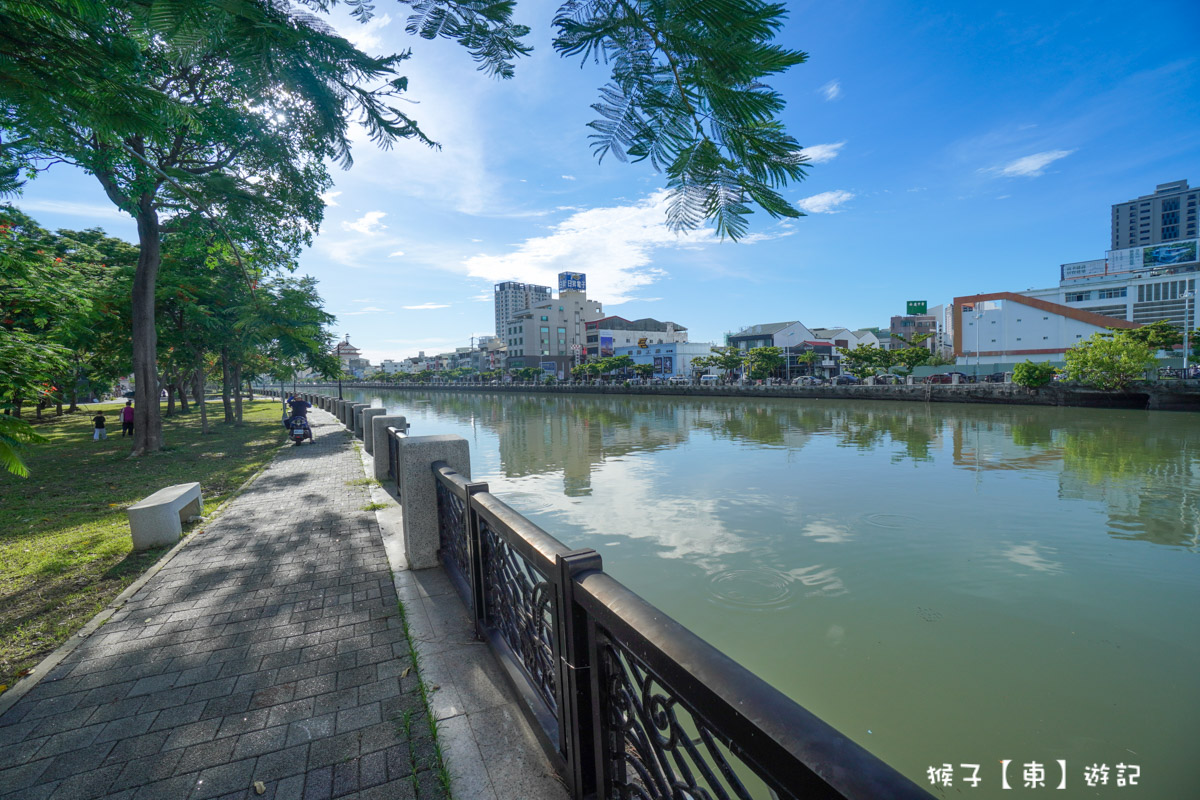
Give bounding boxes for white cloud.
[797,190,855,214]
[820,80,841,101]
[561,175,576,181]
[319,191,342,206]
[342,211,388,235]
[337,13,392,52]
[801,142,845,164]
[389,250,405,257]
[402,303,451,310]
[472,293,492,302]
[341,306,386,316]
[13,199,127,221]
[991,149,1075,177]
[460,191,717,304]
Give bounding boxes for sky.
[13,0,1200,364]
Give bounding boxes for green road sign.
[906,300,927,315]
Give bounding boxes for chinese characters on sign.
[926,761,1140,789]
[558,271,586,291]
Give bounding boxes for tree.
[6,0,810,240]
[1120,319,1181,352]
[1012,360,1058,388]
[703,346,746,382]
[1064,332,1157,390]
[794,349,821,375]
[7,2,431,454]
[837,344,886,380]
[632,363,655,380]
[746,346,783,380]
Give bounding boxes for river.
[340,388,1198,798]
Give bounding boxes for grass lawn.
[0,398,290,692]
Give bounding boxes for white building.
[614,342,717,378]
[584,316,688,360]
[953,292,1139,364]
[494,281,551,339]
[504,272,603,377]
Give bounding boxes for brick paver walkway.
[0,410,444,800]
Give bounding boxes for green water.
[347,389,1198,797]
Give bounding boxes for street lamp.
[785,330,794,382]
[974,312,984,379]
[1184,291,1194,374]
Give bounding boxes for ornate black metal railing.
[430,460,932,800]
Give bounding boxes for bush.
[1012,360,1058,388]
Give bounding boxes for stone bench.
[127,482,203,550]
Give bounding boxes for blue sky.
[14,0,1200,363]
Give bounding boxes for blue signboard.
[558,272,586,292]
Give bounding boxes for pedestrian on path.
[121,399,135,436]
[92,411,107,440]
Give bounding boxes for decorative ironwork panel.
[435,479,471,590]
[596,631,764,800]
[387,435,398,482]
[479,516,558,715]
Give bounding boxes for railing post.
[398,435,470,569]
[361,408,386,450]
[370,415,407,481]
[464,481,489,625]
[556,548,603,800]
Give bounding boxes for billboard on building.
[600,335,614,357]
[906,300,927,315]
[1107,239,1198,274]
[539,361,556,373]
[1143,241,1197,267]
[1061,259,1107,280]
[558,272,586,291]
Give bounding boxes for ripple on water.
[708,568,794,611]
[862,512,921,530]
[502,492,556,513]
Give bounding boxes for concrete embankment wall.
[289,381,1200,412]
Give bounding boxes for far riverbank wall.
[298,381,1200,412]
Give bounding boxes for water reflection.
[360,389,1199,796]
[386,391,1200,550]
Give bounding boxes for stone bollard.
[372,415,408,481]
[398,434,469,569]
[952,374,960,385]
[906,376,915,385]
[336,399,349,425]
[340,400,353,427]
[361,408,386,450]
[351,404,369,435]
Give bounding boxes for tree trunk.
[193,365,209,435]
[220,347,234,423]
[166,380,176,416]
[232,362,243,424]
[131,199,163,455]
[245,379,254,402]
[178,381,189,413]
[67,382,78,413]
[55,400,62,416]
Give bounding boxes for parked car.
[791,376,824,386]
[874,374,901,385]
[833,375,861,385]
[982,372,1008,383]
[667,376,690,385]
[699,374,720,384]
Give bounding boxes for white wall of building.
[957,298,1115,363]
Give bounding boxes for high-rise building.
[494,281,551,338]
[1111,179,1197,250]
[504,276,603,377]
